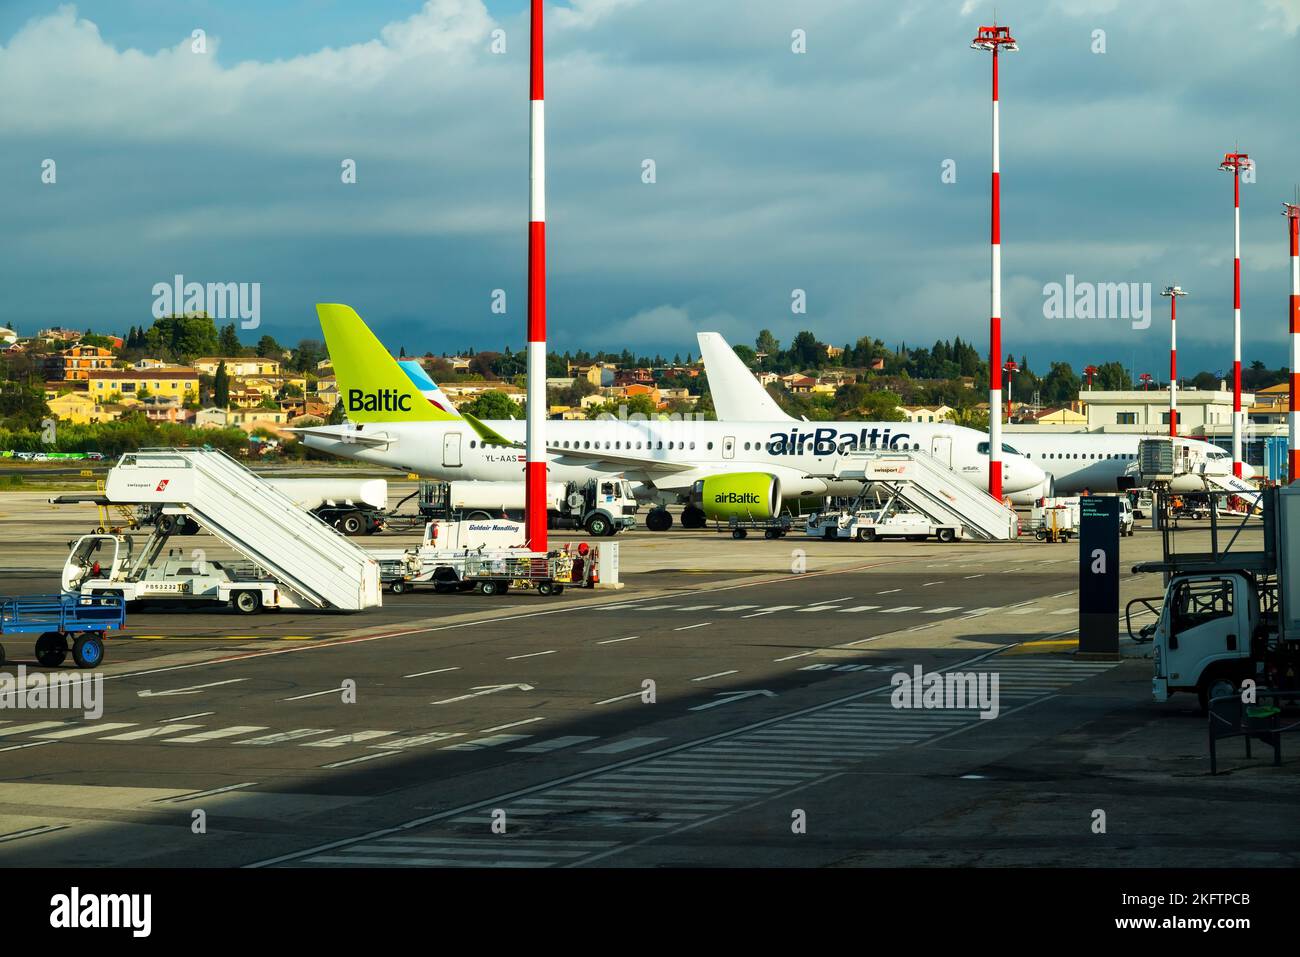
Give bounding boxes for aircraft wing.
[545,444,696,474]
[283,427,392,448]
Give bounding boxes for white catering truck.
[1128,485,1300,710]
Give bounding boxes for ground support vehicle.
[0,593,124,668]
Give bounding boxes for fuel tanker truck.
[421,478,637,536]
[265,478,388,536]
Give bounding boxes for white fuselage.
[1004,432,1252,500]
[303,417,1046,501]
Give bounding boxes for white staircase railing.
[104,448,381,610]
[836,450,1019,541]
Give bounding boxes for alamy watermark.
[1043,274,1151,330]
[152,273,261,329]
[890,665,1000,720]
[0,666,103,719]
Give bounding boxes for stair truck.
[52,449,382,613]
[1126,485,1300,710]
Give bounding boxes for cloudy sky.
[1,0,1298,379]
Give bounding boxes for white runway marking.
[691,670,738,681]
[594,690,645,705]
[164,725,266,744]
[582,737,666,754]
[404,667,460,678]
[303,730,397,748]
[101,724,204,741]
[837,605,879,613]
[37,723,136,739]
[774,651,816,661]
[674,622,712,631]
[597,635,637,644]
[281,687,347,701]
[512,735,598,753]
[506,650,556,660]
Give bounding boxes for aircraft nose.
[1003,455,1046,493]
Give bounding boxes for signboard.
[1078,496,1120,658]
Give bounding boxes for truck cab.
[1151,572,1261,706]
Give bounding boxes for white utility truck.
[1128,485,1300,710]
[806,506,962,543]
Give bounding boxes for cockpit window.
[977,442,1023,455]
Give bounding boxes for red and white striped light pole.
[1220,151,1251,477]
[525,0,548,552]
[1285,200,1300,484]
[971,23,1017,501]
[1162,285,1187,437]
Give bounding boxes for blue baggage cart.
[0,593,124,669]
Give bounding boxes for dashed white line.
[479,717,546,734]
[597,636,638,644]
[507,650,556,660]
[404,667,461,678]
[774,651,817,662]
[691,670,738,682]
[282,687,347,702]
[674,622,712,631]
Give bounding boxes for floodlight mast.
[1162,285,1187,437]
[1219,151,1251,477]
[970,23,1018,500]
[1285,201,1299,483]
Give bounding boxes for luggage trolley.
[0,593,125,668]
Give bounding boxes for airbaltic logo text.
[348,389,412,413]
[767,427,911,456]
[891,665,1000,720]
[714,492,760,504]
[50,887,151,937]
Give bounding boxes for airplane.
[293,304,1047,532]
[695,331,1256,504]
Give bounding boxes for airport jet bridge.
[60,448,381,611]
[1136,437,1261,509]
[835,450,1021,542]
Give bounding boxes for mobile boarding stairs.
[832,449,1020,542]
[52,448,381,611]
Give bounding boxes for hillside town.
[0,314,1294,478]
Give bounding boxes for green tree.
[257,334,284,358]
[213,361,230,409]
[461,390,523,420]
[145,314,219,361]
[218,323,241,356]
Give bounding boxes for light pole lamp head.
[971,24,1018,52]
[1284,203,1300,221]
[1162,285,1188,298]
[1219,151,1251,174]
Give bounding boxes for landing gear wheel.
[35,632,68,668]
[681,506,707,530]
[341,514,364,536]
[233,590,263,615]
[72,635,104,669]
[479,580,501,596]
[585,514,611,537]
[645,509,673,532]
